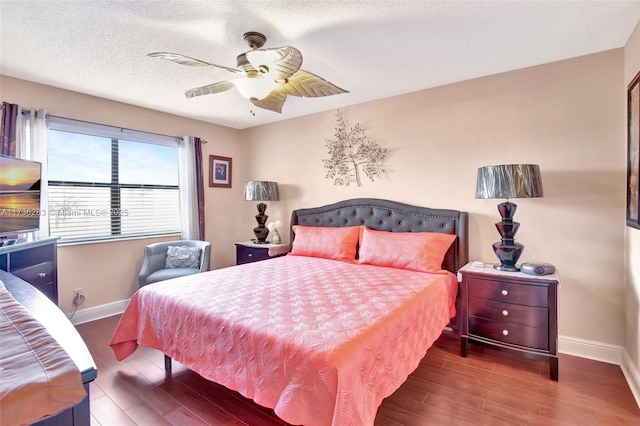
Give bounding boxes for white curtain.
[178,135,199,239]
[16,108,49,238]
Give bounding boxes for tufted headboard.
[290,198,468,274]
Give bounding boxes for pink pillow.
[291,225,361,262]
[358,227,456,272]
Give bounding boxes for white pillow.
[165,246,201,269]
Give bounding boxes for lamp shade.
[232,76,275,101]
[244,181,279,201]
[475,164,544,199]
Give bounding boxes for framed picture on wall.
[209,155,232,188]
[628,71,640,229]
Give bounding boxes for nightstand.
[458,263,560,380]
[235,241,290,265]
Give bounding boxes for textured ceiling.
[1,1,639,129]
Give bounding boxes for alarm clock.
[520,262,556,276]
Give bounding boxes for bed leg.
[164,354,172,374]
[461,336,469,358]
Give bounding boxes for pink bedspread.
[110,255,457,426]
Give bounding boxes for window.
[47,117,181,243]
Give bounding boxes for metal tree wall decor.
[323,110,388,187]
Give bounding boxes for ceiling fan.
[149,31,349,113]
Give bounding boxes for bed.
[0,270,95,426]
[110,198,468,426]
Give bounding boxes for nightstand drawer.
[469,297,548,328]
[11,261,54,287]
[468,276,548,307]
[236,245,271,264]
[469,316,549,350]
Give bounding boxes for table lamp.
[244,180,279,243]
[475,164,544,271]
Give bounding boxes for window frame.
[47,116,182,244]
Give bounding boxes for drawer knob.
[38,272,46,278]
[502,309,509,316]
[502,329,509,336]
[501,289,508,296]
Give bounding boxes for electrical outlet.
[73,288,85,305]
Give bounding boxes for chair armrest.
[199,243,211,272]
[139,244,168,286]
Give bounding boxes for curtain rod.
[2,103,207,143]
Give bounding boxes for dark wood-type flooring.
[77,315,640,425]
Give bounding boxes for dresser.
[0,237,58,304]
[235,241,290,265]
[458,263,559,380]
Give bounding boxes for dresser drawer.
[8,244,54,270]
[468,276,548,307]
[469,316,548,350]
[236,245,271,264]
[469,297,548,328]
[11,262,54,287]
[32,282,55,297]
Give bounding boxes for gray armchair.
[139,240,211,287]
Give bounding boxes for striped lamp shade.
[244,181,279,201]
[475,164,543,199]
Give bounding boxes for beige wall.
[244,49,627,346]
[0,75,247,313]
[625,21,640,376]
[0,46,630,351]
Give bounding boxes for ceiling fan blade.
[277,69,349,98]
[185,81,235,98]
[148,52,242,74]
[245,46,303,80]
[250,91,287,113]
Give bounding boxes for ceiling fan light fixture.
[149,31,348,112]
[232,76,275,100]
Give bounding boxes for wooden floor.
[77,315,640,425]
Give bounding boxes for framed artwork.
[628,71,640,229]
[627,72,640,229]
[209,155,232,188]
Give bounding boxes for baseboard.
[558,334,623,365]
[67,298,130,325]
[559,335,640,408]
[622,349,640,408]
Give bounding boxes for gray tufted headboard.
[290,198,468,274]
